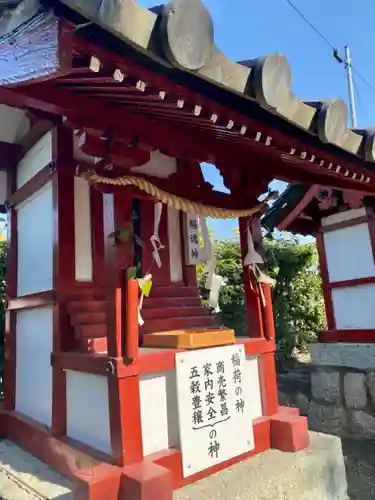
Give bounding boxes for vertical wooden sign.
[183,213,204,265]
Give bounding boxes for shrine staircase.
[67,285,217,354]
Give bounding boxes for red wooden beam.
[70,33,375,183]
[277,185,320,231]
[319,329,375,343]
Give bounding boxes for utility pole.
[345,46,357,128]
[334,46,357,128]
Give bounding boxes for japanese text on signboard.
[175,345,255,477]
[184,214,203,265]
[188,352,246,460]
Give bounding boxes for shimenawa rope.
[85,171,273,219]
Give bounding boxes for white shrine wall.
[17,181,53,296]
[321,208,375,331]
[74,176,93,282]
[16,131,52,188]
[65,371,111,454]
[139,370,180,457]
[332,284,375,330]
[139,356,263,457]
[15,306,53,426]
[0,105,30,203]
[0,104,29,144]
[321,207,367,228]
[14,133,54,426]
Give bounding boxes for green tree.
[265,235,326,359]
[198,237,248,336]
[198,234,325,360]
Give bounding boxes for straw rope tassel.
[86,171,270,219]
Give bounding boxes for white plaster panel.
[321,207,367,227]
[323,224,375,282]
[66,371,111,455]
[245,356,263,420]
[0,105,29,144]
[16,132,52,189]
[0,170,7,205]
[332,284,375,329]
[16,182,53,296]
[139,370,180,456]
[130,150,177,179]
[74,177,93,282]
[168,207,183,283]
[15,306,53,426]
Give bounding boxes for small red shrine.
[263,184,375,343]
[1,0,375,498]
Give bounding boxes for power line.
[284,0,375,99]
[352,74,364,114]
[351,67,375,96]
[284,0,335,51]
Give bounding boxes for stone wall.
[308,367,375,438]
[278,343,375,439]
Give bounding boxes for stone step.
[67,300,107,314]
[143,315,216,333]
[150,286,199,298]
[70,311,106,326]
[142,306,209,320]
[0,433,348,500]
[174,433,347,500]
[68,288,105,301]
[75,324,107,339]
[143,296,201,308]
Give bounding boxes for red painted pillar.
[259,351,279,417]
[108,374,144,467]
[103,189,143,466]
[51,124,75,436]
[125,279,139,364]
[238,216,279,418]
[238,216,264,337]
[315,232,336,331]
[262,284,275,341]
[103,189,133,359]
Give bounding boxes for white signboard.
[175,344,255,477]
[183,213,204,265]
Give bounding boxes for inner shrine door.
[132,197,186,287]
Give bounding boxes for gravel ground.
[343,438,375,500]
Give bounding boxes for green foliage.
[198,238,248,336]
[198,234,325,360]
[265,235,326,360]
[0,241,5,398]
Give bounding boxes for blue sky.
[139,0,375,238]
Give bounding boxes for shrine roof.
[3,0,375,194]
[262,184,311,233]
[262,182,370,235]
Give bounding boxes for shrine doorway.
[132,197,143,279]
[130,196,185,287]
